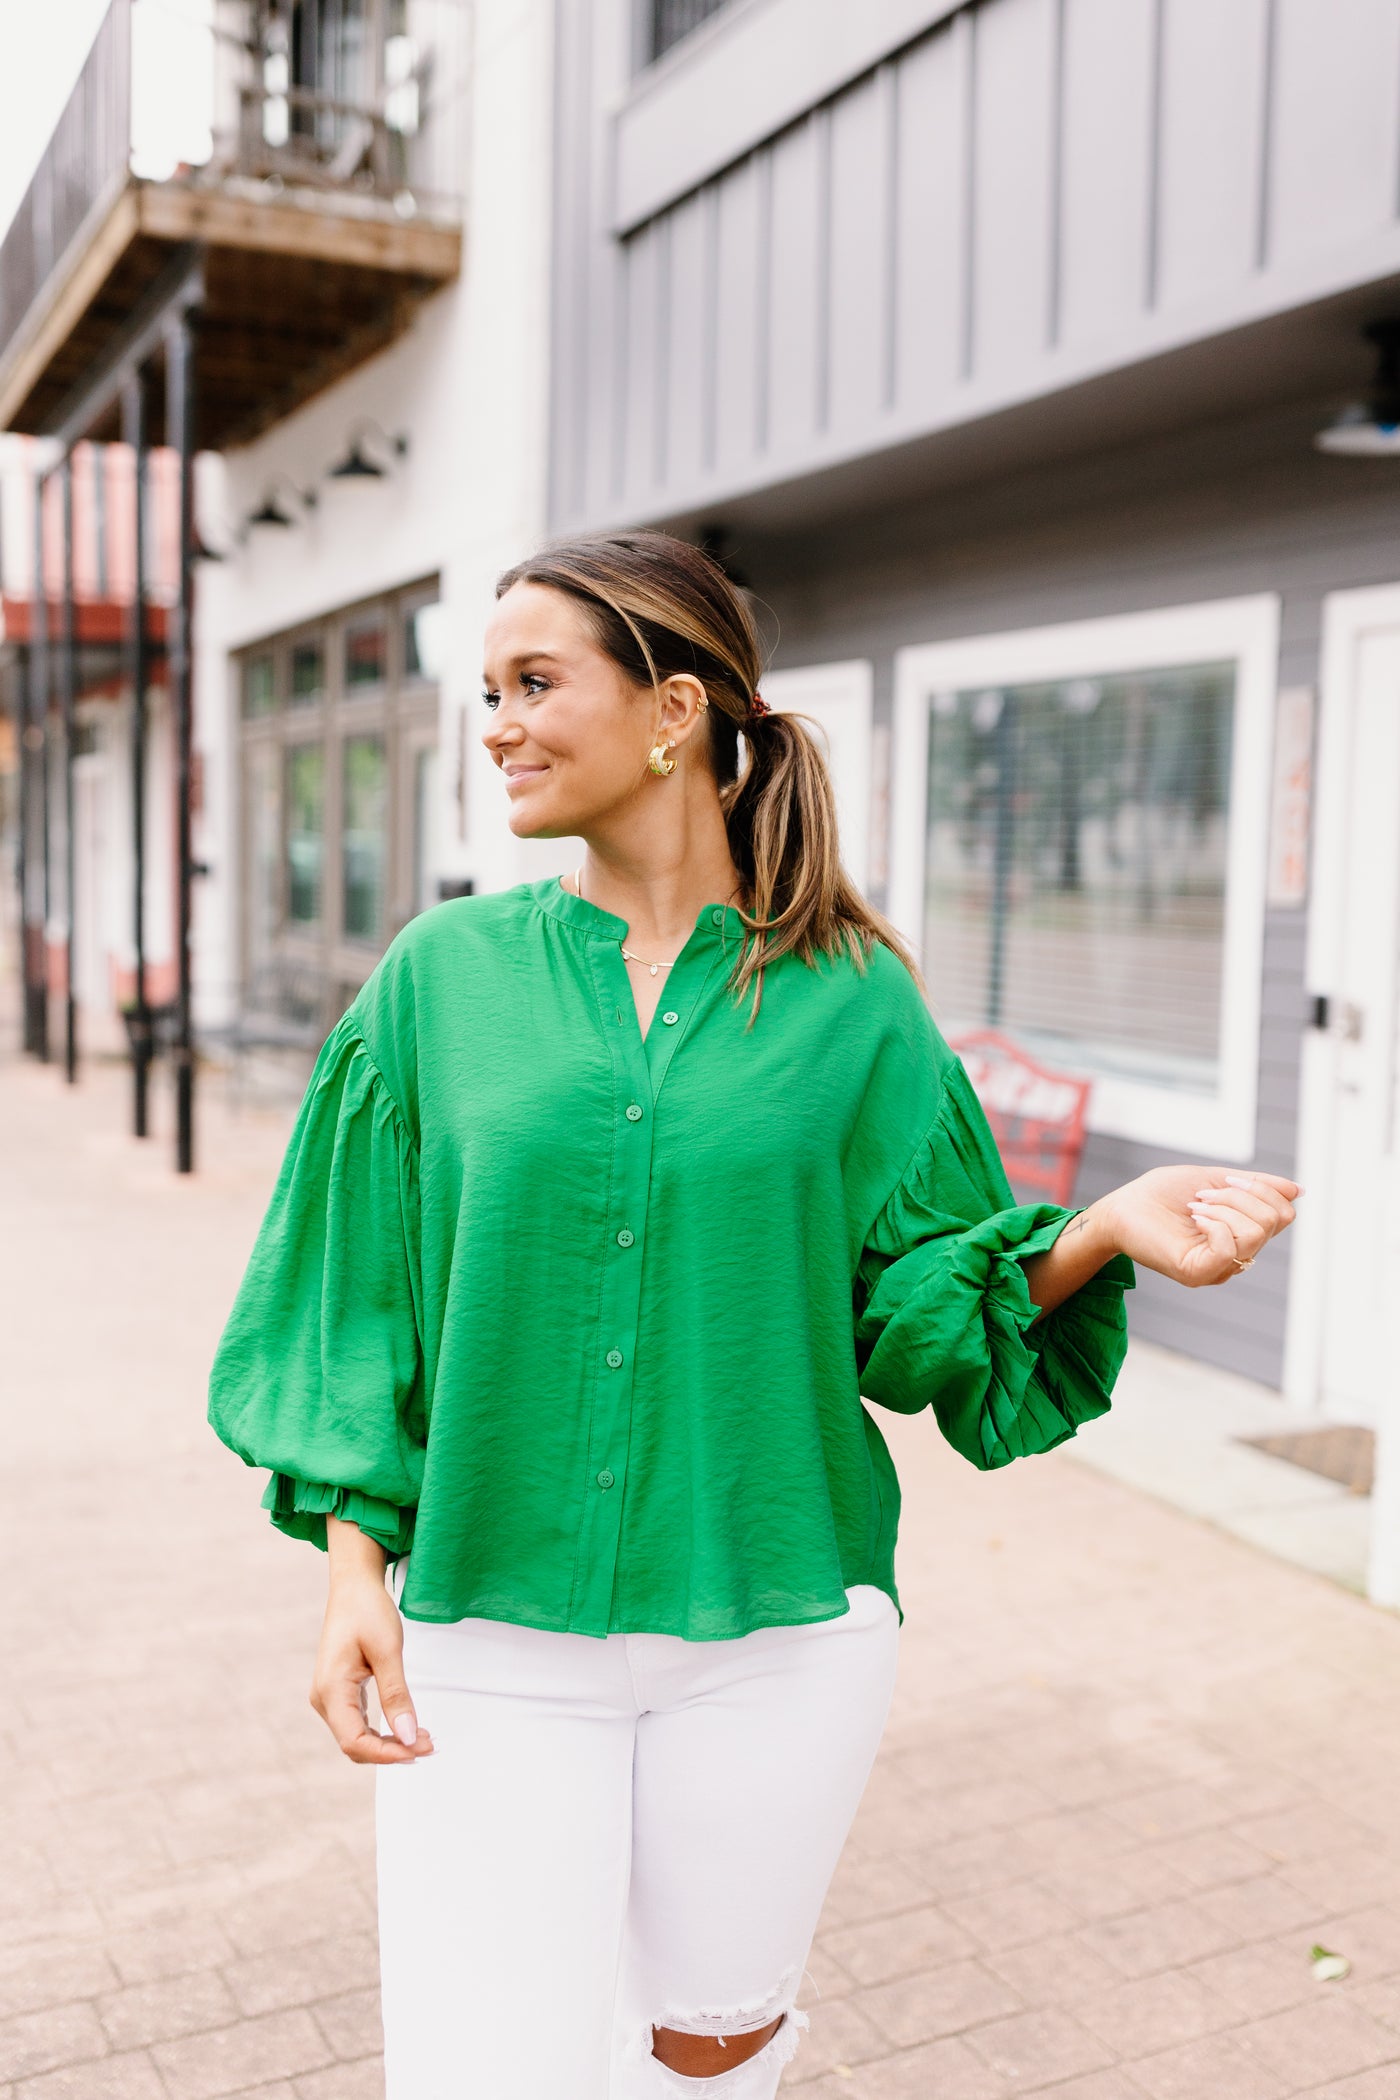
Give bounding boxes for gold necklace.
[572,866,674,976]
[622,948,674,978]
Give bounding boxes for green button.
[616,1228,635,1247]
[625,1103,644,1122]
[710,908,724,927]
[596,1468,615,1489]
[605,1348,624,1369]
[661,1011,679,1025]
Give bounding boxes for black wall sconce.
[1316,321,1400,456]
[328,419,410,480]
[244,475,318,532]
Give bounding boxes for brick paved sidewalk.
[3,1046,1400,2100]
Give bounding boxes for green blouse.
[207,877,1133,1638]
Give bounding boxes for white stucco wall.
[193,0,561,1027]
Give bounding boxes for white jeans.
[375,1559,900,2098]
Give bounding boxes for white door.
[760,660,874,892]
[1289,589,1400,1603]
[1315,629,1400,1421]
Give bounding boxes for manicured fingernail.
[392,1715,417,1747]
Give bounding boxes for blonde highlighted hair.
[496,530,920,1018]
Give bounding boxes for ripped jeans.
[375,1561,900,2098]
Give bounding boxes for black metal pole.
[26,472,50,1060]
[11,643,26,1053]
[122,369,151,1137]
[18,491,34,1054]
[40,531,53,1053]
[167,312,196,1173]
[60,452,78,1084]
[17,503,35,1054]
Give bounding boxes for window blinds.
[923,660,1235,1092]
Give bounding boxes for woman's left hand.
[1099,1165,1301,1288]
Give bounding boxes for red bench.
[949,1030,1092,1209]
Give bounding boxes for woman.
[209,533,1298,2099]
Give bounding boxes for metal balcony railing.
[649,0,732,64]
[0,0,132,369]
[0,0,466,367]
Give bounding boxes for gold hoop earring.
[648,742,676,777]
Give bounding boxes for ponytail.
[496,530,920,1020]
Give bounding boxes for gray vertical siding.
[553,0,1400,535]
[1267,0,1400,271]
[892,24,970,403]
[1154,0,1272,304]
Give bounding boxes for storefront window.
[285,744,325,925]
[345,612,388,688]
[245,743,282,974]
[237,582,439,1001]
[924,663,1234,1094]
[343,734,388,941]
[243,654,276,718]
[893,598,1278,1159]
[289,639,324,706]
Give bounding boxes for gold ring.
[1231,1254,1255,1271]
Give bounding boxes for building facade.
[0,0,558,1144]
[551,0,1400,1597]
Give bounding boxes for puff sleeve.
[207,1011,426,1557]
[854,1058,1134,1470]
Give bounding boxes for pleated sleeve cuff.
[931,1206,1134,1467]
[259,1473,416,1558]
[855,1066,1134,1471]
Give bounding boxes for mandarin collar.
[530,876,748,946]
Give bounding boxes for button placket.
[641,942,725,1097]
[568,941,658,1634]
[567,919,732,1635]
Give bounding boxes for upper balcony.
[0,0,466,449]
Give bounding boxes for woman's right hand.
[312,1517,435,1764]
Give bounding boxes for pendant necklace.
[572,866,674,976]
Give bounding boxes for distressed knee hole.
[632,1965,811,2086]
[651,2014,785,2076]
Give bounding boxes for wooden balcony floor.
[0,176,461,446]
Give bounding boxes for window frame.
[233,578,441,1019]
[890,595,1280,1162]
[759,658,873,892]
[286,627,328,711]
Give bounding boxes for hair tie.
[748,694,772,720]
